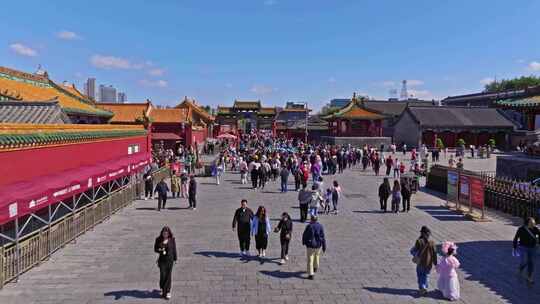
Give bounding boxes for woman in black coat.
[378,177,391,212]
[274,212,293,264]
[154,226,177,299]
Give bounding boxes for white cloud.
[225,83,233,88]
[407,79,424,86]
[529,61,540,71]
[139,79,168,88]
[148,68,165,76]
[264,0,277,6]
[328,77,336,83]
[57,30,81,40]
[480,77,494,85]
[381,81,395,87]
[517,59,526,64]
[91,55,132,69]
[9,43,37,57]
[250,84,277,95]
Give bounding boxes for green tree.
[488,138,496,148]
[457,138,466,146]
[484,75,540,92]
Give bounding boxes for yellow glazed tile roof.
[0,66,111,117]
[97,102,152,123]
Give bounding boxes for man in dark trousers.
[302,215,326,280]
[144,171,154,200]
[154,178,169,211]
[232,199,254,257]
[297,185,311,222]
[188,175,197,210]
[280,165,290,193]
[401,179,412,212]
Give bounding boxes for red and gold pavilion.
[323,93,386,137]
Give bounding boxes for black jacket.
[276,218,293,240]
[513,226,540,249]
[232,207,254,229]
[378,183,391,199]
[154,181,169,197]
[188,179,197,196]
[154,237,177,264]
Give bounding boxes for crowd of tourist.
[145,130,539,301]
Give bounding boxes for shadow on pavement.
[456,240,540,304]
[353,210,385,214]
[194,251,240,259]
[135,207,158,211]
[415,205,471,222]
[259,270,305,279]
[363,287,442,299]
[104,289,161,300]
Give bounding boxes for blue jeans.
[309,207,318,217]
[519,246,537,277]
[416,266,431,290]
[281,180,287,192]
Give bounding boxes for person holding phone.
[154,226,177,299]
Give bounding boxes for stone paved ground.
[1,159,539,304]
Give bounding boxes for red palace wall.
[0,136,149,188]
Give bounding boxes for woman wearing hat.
[410,226,437,296]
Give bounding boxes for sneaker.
[166,293,171,299]
[144,197,148,201]
[285,255,289,261]
[193,208,197,211]
[308,275,314,280]
[314,267,318,273]
[262,250,266,257]
[279,259,285,265]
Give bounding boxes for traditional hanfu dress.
[436,255,461,301]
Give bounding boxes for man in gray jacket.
[298,185,311,222]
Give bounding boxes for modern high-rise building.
[99,85,117,103]
[117,92,127,103]
[84,78,96,100]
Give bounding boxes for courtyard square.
[0,159,537,304]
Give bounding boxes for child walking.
[436,241,461,301]
[324,188,332,214]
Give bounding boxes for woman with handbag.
[274,212,293,265]
[154,226,177,300]
[410,226,437,296]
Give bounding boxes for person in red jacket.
[301,161,309,189]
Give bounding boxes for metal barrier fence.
[0,167,170,289]
[427,165,540,221]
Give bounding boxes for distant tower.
[400,80,408,100]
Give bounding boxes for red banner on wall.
[470,176,485,209]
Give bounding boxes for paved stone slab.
[0,158,538,303]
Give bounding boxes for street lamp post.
[305,102,308,144]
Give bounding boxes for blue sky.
[2,0,540,110]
